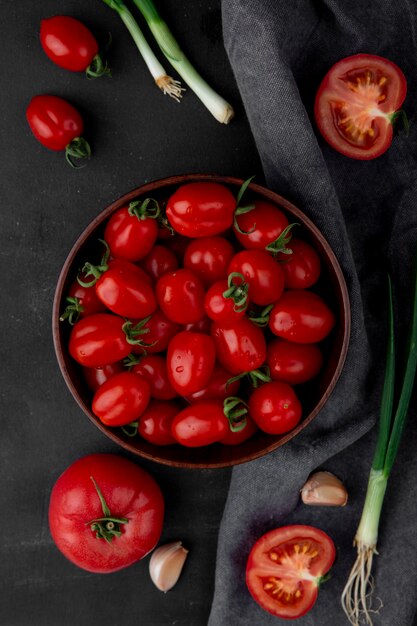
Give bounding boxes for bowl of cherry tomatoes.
[53,174,350,468]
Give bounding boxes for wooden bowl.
[52,175,350,469]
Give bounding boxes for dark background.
[0,1,263,625]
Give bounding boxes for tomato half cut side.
[315,54,407,160]
[246,525,335,619]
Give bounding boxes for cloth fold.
[209,1,417,624]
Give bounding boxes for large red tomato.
[49,454,164,573]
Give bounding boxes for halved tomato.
[246,525,335,619]
[315,54,407,159]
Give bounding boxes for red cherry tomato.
[40,16,104,75]
[219,415,258,445]
[95,261,157,319]
[138,400,179,445]
[183,315,212,334]
[167,331,216,395]
[183,236,235,286]
[204,279,248,323]
[104,203,159,262]
[60,276,106,324]
[246,525,336,619]
[315,54,407,160]
[166,182,236,237]
[267,339,323,385]
[69,314,132,367]
[228,250,285,305]
[140,245,178,281]
[269,291,335,343]
[131,355,177,400]
[49,454,164,573]
[26,95,90,166]
[156,269,206,324]
[92,372,150,426]
[185,365,240,402]
[129,309,180,355]
[107,258,152,285]
[211,318,267,375]
[278,239,321,289]
[234,201,289,250]
[171,400,229,447]
[82,362,124,392]
[249,381,302,434]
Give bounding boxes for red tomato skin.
[267,339,323,385]
[249,381,302,435]
[183,315,212,334]
[49,454,164,573]
[95,263,157,319]
[171,401,228,447]
[40,16,98,72]
[129,309,180,355]
[92,372,151,426]
[246,525,336,619]
[104,207,159,262]
[220,415,258,445]
[69,314,131,367]
[204,280,248,323]
[138,400,179,445]
[183,236,235,286]
[315,54,407,160]
[67,277,107,318]
[167,331,216,395]
[131,355,177,400]
[140,245,178,282]
[234,201,289,250]
[228,250,285,305]
[211,319,267,375]
[82,362,124,392]
[185,365,240,402]
[26,95,84,151]
[166,183,236,237]
[278,239,321,289]
[269,290,335,344]
[156,269,206,324]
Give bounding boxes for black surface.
[0,2,262,625]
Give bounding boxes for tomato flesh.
[246,525,335,619]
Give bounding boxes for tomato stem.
[128,197,161,220]
[86,53,112,79]
[88,476,129,543]
[223,396,248,432]
[65,136,91,168]
[59,296,84,325]
[121,421,139,437]
[265,222,298,255]
[123,318,157,350]
[77,240,110,287]
[223,272,249,313]
[249,305,273,327]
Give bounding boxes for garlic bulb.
[301,471,348,507]
[149,541,189,592]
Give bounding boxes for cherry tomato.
[40,16,107,78]
[167,331,216,395]
[246,525,336,619]
[131,355,177,400]
[171,401,229,447]
[166,182,236,237]
[228,250,285,305]
[104,203,159,262]
[183,315,212,334]
[69,314,132,367]
[185,365,240,403]
[156,269,206,324]
[49,454,164,573]
[267,339,323,385]
[140,245,178,281]
[107,258,152,285]
[92,372,150,426]
[26,95,90,166]
[138,400,179,445]
[183,236,235,286]
[204,279,248,323]
[278,239,321,289]
[315,54,407,160]
[234,200,289,251]
[269,291,335,343]
[219,415,258,445]
[60,276,106,324]
[95,261,157,319]
[82,362,124,392]
[211,318,267,375]
[129,309,180,355]
[249,381,302,434]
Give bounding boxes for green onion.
[341,262,417,626]
[101,0,184,100]
[132,0,234,123]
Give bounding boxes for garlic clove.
[149,541,189,593]
[301,471,348,507]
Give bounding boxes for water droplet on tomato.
[176,366,184,373]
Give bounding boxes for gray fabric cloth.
[209,1,417,624]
